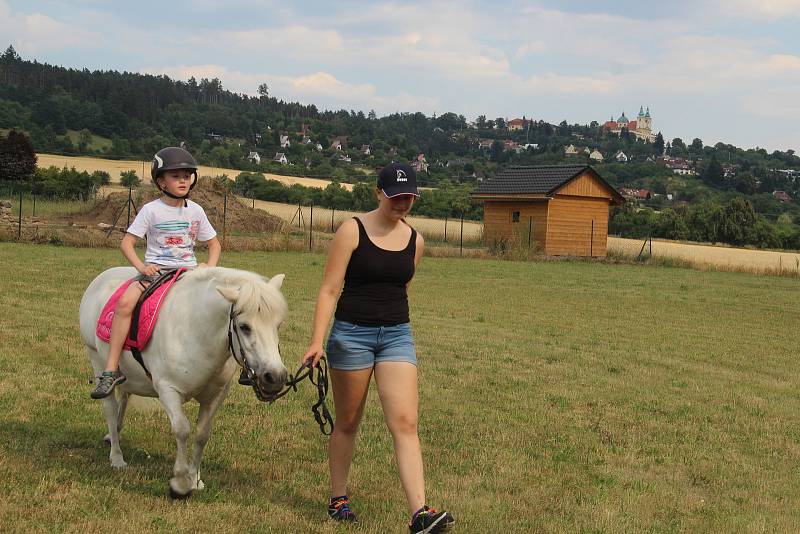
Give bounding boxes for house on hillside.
[589,149,604,162]
[615,151,628,163]
[507,118,529,131]
[361,144,371,155]
[619,187,651,201]
[661,157,696,175]
[330,136,347,151]
[471,165,624,257]
[280,135,291,149]
[410,154,428,173]
[773,190,792,203]
[273,152,288,165]
[247,151,261,164]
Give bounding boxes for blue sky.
[3,0,800,152]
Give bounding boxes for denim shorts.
[325,320,417,370]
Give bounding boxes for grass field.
[2,243,800,532]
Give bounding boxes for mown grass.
[1,243,800,532]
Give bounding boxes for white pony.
[79,266,288,497]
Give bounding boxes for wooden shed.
[471,165,624,257]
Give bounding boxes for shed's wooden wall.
[483,201,548,250]
[558,173,614,199]
[545,196,610,256]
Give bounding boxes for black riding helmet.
[151,147,198,204]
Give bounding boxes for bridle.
[227,304,334,435]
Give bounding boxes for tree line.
[228,172,482,220]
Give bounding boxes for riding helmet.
[150,146,199,198]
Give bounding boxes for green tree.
[701,155,724,187]
[78,128,93,150]
[91,170,111,186]
[718,198,756,245]
[120,170,141,188]
[0,130,37,182]
[734,172,757,195]
[653,132,665,155]
[351,182,377,211]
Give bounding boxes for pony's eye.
[240,324,252,335]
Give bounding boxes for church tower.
[638,106,652,132]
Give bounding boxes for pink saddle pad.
[96,269,185,350]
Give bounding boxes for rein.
[227,304,334,436]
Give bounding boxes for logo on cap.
[396,169,408,182]
[154,154,163,169]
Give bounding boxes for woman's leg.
[328,367,373,497]
[104,282,145,372]
[373,361,424,515]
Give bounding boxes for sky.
[3,0,800,152]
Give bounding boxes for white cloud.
[515,41,547,59]
[193,25,345,59]
[0,0,97,53]
[149,64,438,114]
[718,0,800,20]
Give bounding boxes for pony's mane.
[185,267,287,318]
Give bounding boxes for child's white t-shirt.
[127,198,217,267]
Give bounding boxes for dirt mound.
[72,178,285,234]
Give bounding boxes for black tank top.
[335,217,417,326]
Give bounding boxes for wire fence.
[0,187,486,255]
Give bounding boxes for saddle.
[96,268,186,376]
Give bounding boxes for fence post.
[528,216,532,249]
[444,216,448,243]
[32,193,36,218]
[460,212,464,256]
[590,219,594,257]
[331,207,335,232]
[309,202,314,252]
[222,192,228,249]
[126,188,132,228]
[17,190,23,240]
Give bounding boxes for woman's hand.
[139,264,160,276]
[302,342,325,369]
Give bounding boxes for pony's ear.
[269,274,285,289]
[216,286,240,302]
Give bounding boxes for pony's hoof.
[111,459,128,469]
[195,479,205,491]
[103,434,111,444]
[168,487,192,500]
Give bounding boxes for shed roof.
[472,165,623,203]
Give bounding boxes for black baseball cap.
[378,162,419,198]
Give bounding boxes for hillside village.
[2,45,800,249]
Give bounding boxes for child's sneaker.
[90,371,126,399]
[409,505,454,533]
[327,495,357,522]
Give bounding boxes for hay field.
[609,236,800,275]
[36,153,352,190]
[246,198,484,242]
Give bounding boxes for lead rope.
[227,305,333,435]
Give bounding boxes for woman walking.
[302,162,455,533]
